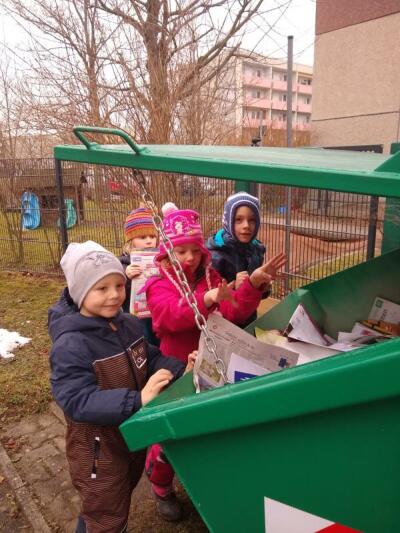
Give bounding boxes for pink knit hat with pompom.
[156,202,210,263]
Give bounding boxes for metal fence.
[0,157,382,298]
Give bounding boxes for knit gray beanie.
[60,240,126,308]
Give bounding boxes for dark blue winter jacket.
[206,230,268,326]
[48,288,184,426]
[206,229,266,283]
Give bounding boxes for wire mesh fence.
[0,157,383,298]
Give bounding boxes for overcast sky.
[261,0,316,65]
[0,0,316,66]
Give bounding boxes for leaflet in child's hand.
[130,250,159,318]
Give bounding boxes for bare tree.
[0,51,26,159]
[4,0,292,145]
[97,0,290,143]
[4,0,123,141]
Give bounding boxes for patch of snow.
[0,329,31,359]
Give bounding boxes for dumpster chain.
[131,169,228,384]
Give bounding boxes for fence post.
[381,143,400,254]
[55,158,68,253]
[366,196,378,260]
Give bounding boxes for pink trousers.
[145,443,175,497]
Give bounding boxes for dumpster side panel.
[250,249,400,338]
[120,249,400,532]
[164,396,400,533]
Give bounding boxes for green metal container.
[120,249,400,532]
[54,127,400,532]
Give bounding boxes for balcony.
[243,118,272,129]
[243,73,271,88]
[297,103,312,113]
[296,122,311,131]
[271,100,287,111]
[243,96,270,108]
[297,83,312,95]
[244,119,310,131]
[271,80,287,91]
[270,119,286,130]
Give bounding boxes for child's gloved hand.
[184,350,198,374]
[204,279,237,308]
[126,264,142,279]
[235,271,249,289]
[141,369,173,406]
[249,252,286,289]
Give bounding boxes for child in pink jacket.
[143,203,286,521]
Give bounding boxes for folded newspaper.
[193,314,299,392]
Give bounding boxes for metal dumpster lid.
[54,126,400,198]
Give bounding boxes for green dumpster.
[54,127,400,533]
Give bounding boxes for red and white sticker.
[264,498,362,533]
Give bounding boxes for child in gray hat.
[49,240,195,533]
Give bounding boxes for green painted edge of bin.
[120,338,400,452]
[54,128,400,198]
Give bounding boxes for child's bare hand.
[184,350,198,374]
[235,271,249,289]
[250,253,286,289]
[204,279,237,308]
[126,264,142,279]
[141,369,173,406]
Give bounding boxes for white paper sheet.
[194,314,299,391]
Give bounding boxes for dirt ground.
[258,222,382,296]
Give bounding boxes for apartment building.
[311,0,400,153]
[226,53,313,139]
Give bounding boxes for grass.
[0,272,64,427]
[289,251,366,292]
[0,196,223,273]
[0,201,129,272]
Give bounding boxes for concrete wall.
[312,11,400,152]
[316,0,400,34]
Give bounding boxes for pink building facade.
[236,56,313,135]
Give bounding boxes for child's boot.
[153,491,182,522]
[146,444,182,521]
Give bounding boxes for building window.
[279,94,287,102]
[283,113,287,121]
[306,115,310,123]
[251,110,264,119]
[256,69,261,77]
[283,74,287,81]
[305,96,311,104]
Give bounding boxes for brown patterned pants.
[66,421,146,533]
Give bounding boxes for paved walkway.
[0,404,207,532]
[0,466,33,532]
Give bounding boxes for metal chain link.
[132,169,227,383]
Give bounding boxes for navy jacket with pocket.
[48,288,184,426]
